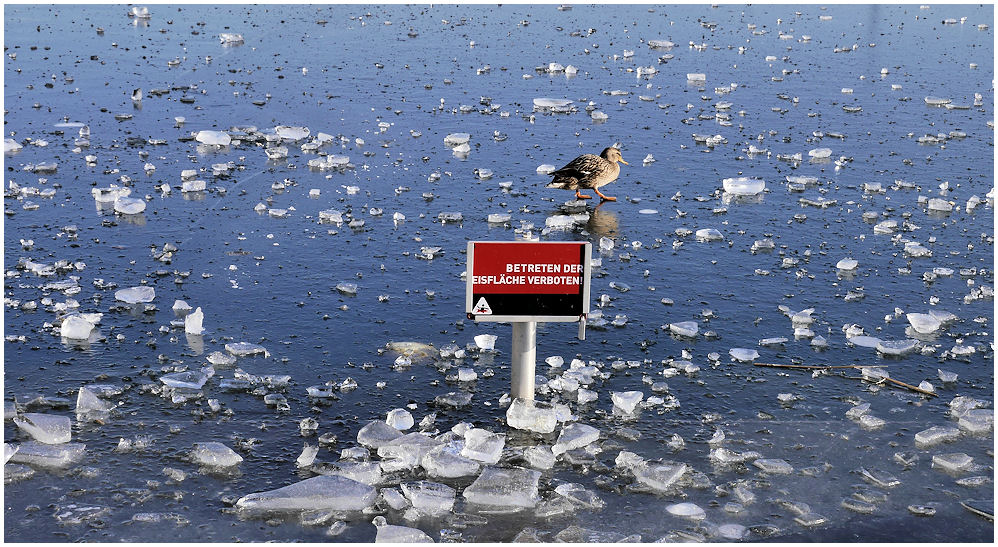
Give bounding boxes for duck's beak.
[618,158,629,165]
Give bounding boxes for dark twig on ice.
[753,362,938,398]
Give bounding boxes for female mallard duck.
[546,146,628,201]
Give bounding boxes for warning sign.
[466,241,591,322]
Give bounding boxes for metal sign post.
[466,241,592,401]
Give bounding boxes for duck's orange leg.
[594,188,616,201]
[575,190,592,199]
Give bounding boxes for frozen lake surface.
[3,4,994,542]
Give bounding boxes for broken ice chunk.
[379,433,442,468]
[184,307,204,335]
[506,398,557,433]
[8,441,85,468]
[728,348,759,362]
[190,442,242,468]
[296,445,318,468]
[907,313,941,334]
[753,458,793,474]
[611,391,644,414]
[722,177,765,196]
[958,409,993,434]
[552,423,599,455]
[386,408,414,431]
[522,445,556,470]
[159,370,208,390]
[931,453,973,473]
[695,228,723,241]
[357,420,404,449]
[372,516,433,542]
[60,314,96,339]
[400,481,456,517]
[195,130,231,146]
[461,429,505,465]
[667,502,706,520]
[914,426,960,448]
[668,321,698,337]
[275,126,310,141]
[14,413,72,444]
[443,133,471,146]
[421,444,481,478]
[876,339,918,356]
[219,33,244,45]
[462,467,541,510]
[836,258,859,271]
[236,475,377,514]
[632,462,687,492]
[225,341,268,357]
[115,286,155,304]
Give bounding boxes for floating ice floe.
[611,391,644,414]
[808,147,832,159]
[372,516,433,543]
[876,339,918,356]
[906,313,941,334]
[184,307,204,335]
[533,98,574,112]
[8,441,86,468]
[190,442,242,468]
[506,398,557,433]
[836,258,858,271]
[722,177,765,196]
[115,286,155,304]
[14,413,72,444]
[195,130,231,146]
[668,321,698,338]
[386,408,414,431]
[236,475,377,514]
[474,334,497,351]
[728,348,759,362]
[695,228,723,241]
[5,138,23,154]
[113,196,146,215]
[462,467,541,510]
[275,126,309,140]
[552,423,600,455]
[219,33,244,45]
[60,314,96,339]
[667,502,706,520]
[648,39,675,49]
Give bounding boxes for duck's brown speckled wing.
[547,153,603,189]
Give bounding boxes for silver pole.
[511,321,537,400]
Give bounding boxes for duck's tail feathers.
[546,176,578,190]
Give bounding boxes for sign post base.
[511,321,537,400]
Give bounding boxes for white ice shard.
[667,502,706,520]
[552,423,600,455]
[421,444,481,478]
[378,433,442,468]
[160,370,208,390]
[115,286,155,304]
[181,179,206,193]
[522,445,556,470]
[876,339,918,356]
[927,198,953,212]
[76,386,114,416]
[5,138,24,153]
[686,73,707,82]
[728,348,759,362]
[400,481,456,517]
[224,341,268,357]
[318,461,382,485]
[836,258,859,270]
[14,413,72,444]
[296,444,318,468]
[648,39,675,49]
[461,429,505,465]
[386,408,414,431]
[443,133,471,146]
[219,33,244,45]
[195,130,231,146]
[113,196,146,215]
[632,462,687,492]
[7,441,85,468]
[92,185,130,203]
[462,466,541,509]
[914,425,960,448]
[695,228,723,241]
[236,475,377,514]
[184,307,204,335]
[373,517,433,543]
[474,334,497,351]
[275,126,310,140]
[533,98,573,110]
[722,177,765,196]
[931,453,972,473]
[611,391,644,414]
[958,409,993,434]
[506,398,557,434]
[357,420,404,449]
[809,147,832,159]
[907,313,941,334]
[753,458,793,474]
[668,321,698,337]
[60,314,95,339]
[190,442,242,467]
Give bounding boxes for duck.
[546,145,628,201]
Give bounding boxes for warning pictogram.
[473,297,493,315]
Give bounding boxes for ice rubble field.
[3,4,994,543]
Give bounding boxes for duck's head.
[601,146,628,165]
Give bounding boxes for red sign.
[471,242,585,294]
[466,241,591,321]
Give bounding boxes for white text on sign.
[505,263,584,274]
[472,275,582,286]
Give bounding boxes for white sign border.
[465,241,592,323]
